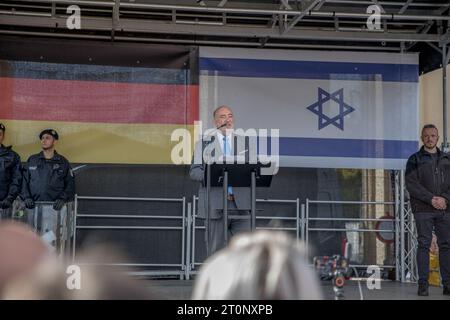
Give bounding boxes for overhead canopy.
[0,0,449,73]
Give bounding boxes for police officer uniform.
[0,123,22,219]
[21,129,75,242]
[22,151,75,204]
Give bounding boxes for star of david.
[306,88,355,131]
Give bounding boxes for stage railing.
[64,195,408,281]
[73,195,186,278]
[305,199,398,276]
[187,196,300,279]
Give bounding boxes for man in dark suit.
[190,105,251,255]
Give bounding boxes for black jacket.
[0,145,22,202]
[405,146,450,213]
[21,151,75,202]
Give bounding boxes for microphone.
[216,122,227,129]
[204,122,229,147]
[204,122,228,148]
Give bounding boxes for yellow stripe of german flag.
[1,120,195,164]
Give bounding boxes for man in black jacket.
[406,124,450,296]
[0,123,22,220]
[22,129,75,241]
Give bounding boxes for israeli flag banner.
[200,46,419,170]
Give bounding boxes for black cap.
[39,129,59,140]
[0,123,5,132]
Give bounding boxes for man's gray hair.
[213,105,231,118]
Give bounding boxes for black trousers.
[207,200,251,255]
[414,211,450,286]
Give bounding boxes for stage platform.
[144,279,450,300]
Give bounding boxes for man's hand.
[24,198,35,209]
[53,199,65,211]
[0,199,12,209]
[432,196,447,210]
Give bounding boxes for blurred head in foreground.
[192,230,322,300]
[2,243,156,300]
[0,221,50,295]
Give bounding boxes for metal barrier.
[25,201,74,255]
[187,196,300,279]
[62,194,412,282]
[73,195,186,278]
[0,200,74,255]
[305,199,398,278]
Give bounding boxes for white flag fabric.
[200,47,419,170]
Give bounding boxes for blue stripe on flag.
[259,137,418,159]
[200,58,418,83]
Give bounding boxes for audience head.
[2,243,156,300]
[0,221,50,295]
[192,230,322,300]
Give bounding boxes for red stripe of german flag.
[0,77,199,125]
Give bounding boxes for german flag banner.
[0,37,199,164]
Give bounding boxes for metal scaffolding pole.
[400,169,406,282]
[398,170,418,283]
[442,42,450,151]
[3,0,450,21]
[394,170,400,281]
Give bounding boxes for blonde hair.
[192,231,322,300]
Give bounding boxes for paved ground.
[143,279,450,300]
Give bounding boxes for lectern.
[204,161,272,256]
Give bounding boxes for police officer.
[22,129,75,208]
[0,123,22,219]
[22,129,75,238]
